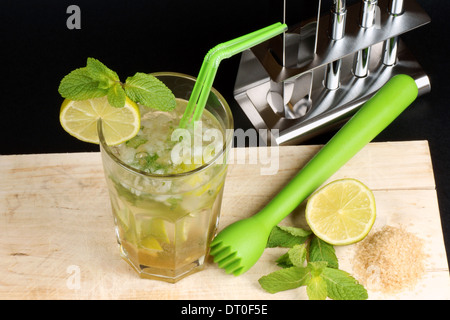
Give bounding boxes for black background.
[1,1,449,270]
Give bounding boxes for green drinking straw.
[179,22,287,128]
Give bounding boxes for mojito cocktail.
[98,72,233,282]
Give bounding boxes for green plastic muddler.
[255,74,418,228]
[210,74,419,276]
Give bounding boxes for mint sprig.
[259,225,368,300]
[58,58,175,110]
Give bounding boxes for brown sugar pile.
[352,225,426,294]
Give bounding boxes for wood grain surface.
[1,141,448,299]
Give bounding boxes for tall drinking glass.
[98,72,233,283]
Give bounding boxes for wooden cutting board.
[0,141,449,300]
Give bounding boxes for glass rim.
[98,72,234,179]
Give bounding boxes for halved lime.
[305,179,376,245]
[59,96,140,145]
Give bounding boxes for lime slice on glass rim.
[59,96,140,145]
[305,179,376,246]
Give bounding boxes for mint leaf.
[58,67,108,100]
[107,82,126,108]
[307,261,328,276]
[275,253,292,268]
[309,236,339,269]
[305,262,327,300]
[276,244,307,268]
[322,267,368,300]
[279,226,312,238]
[124,73,176,111]
[258,266,310,294]
[86,57,119,86]
[307,276,327,300]
[266,225,311,248]
[58,58,119,101]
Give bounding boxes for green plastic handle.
[254,74,419,231]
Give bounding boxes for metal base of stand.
[233,0,431,146]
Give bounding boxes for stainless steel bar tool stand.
[233,0,431,146]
